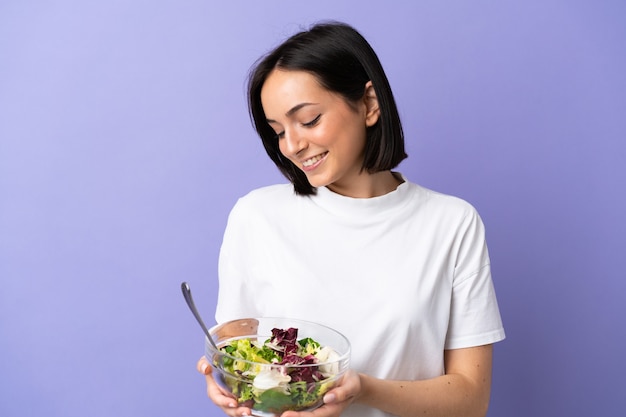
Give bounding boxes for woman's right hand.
[196,356,253,417]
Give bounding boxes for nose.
[281,129,307,157]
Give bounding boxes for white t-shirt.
[215,177,505,417]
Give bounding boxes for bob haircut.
[247,21,407,195]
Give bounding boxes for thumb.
[196,356,212,375]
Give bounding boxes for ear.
[363,81,380,127]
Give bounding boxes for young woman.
[197,22,505,417]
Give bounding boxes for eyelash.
[275,115,321,139]
[303,114,321,127]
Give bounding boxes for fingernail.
[324,393,336,403]
[200,363,208,374]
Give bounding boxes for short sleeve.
[445,209,505,349]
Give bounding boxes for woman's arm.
[357,344,493,417]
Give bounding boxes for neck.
[326,171,403,198]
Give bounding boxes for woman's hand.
[281,370,361,417]
[197,357,361,417]
[196,356,253,417]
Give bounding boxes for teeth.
[303,152,327,167]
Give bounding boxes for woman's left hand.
[281,370,361,417]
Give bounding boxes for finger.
[323,388,355,405]
[323,392,337,404]
[323,370,360,404]
[196,358,251,416]
[214,404,251,417]
[321,385,347,405]
[233,406,253,417]
[204,369,241,409]
[196,356,210,374]
[282,402,341,417]
[207,381,238,408]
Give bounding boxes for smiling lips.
[301,152,328,170]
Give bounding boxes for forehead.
[260,70,329,114]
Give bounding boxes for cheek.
[310,122,341,147]
[337,122,367,151]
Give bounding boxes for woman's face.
[261,69,379,196]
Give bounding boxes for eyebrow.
[266,102,317,123]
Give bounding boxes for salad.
[215,327,340,413]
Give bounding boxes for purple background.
[1,1,624,416]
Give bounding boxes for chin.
[303,166,342,189]
[305,176,332,189]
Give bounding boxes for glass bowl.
[205,317,351,417]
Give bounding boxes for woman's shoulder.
[405,180,481,220]
[240,183,296,202]
[230,183,300,214]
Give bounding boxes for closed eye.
[302,114,321,128]
[272,114,320,140]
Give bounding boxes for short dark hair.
[247,21,407,195]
